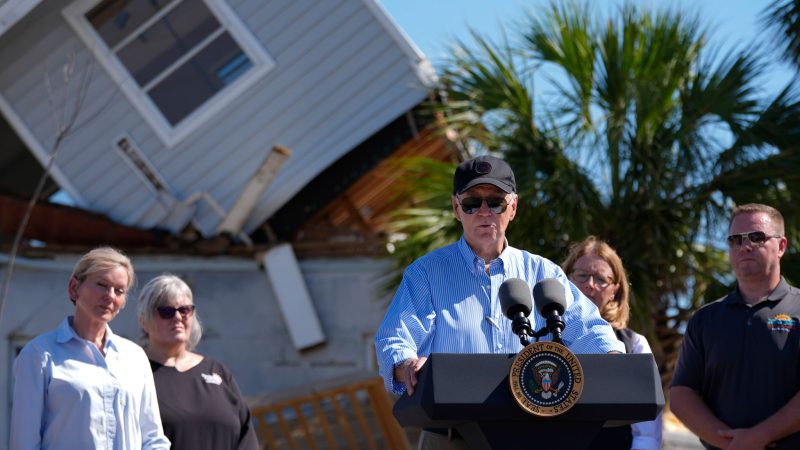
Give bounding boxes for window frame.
[63,0,274,148]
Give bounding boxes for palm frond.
[760,0,800,68]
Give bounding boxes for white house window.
[64,0,273,146]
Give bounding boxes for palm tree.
[762,0,800,68]
[387,1,800,386]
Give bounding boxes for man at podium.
[375,155,624,449]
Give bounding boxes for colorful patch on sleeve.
[767,314,798,332]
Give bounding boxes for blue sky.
[379,0,794,95]
[377,0,794,248]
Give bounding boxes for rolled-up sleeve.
[375,264,436,394]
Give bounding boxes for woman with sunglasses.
[137,274,258,450]
[562,236,662,450]
[10,247,170,449]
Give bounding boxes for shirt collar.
[769,278,791,300]
[57,316,118,351]
[457,236,510,276]
[726,278,790,306]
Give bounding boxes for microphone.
[532,278,567,344]
[499,278,534,346]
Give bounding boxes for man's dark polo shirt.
[672,278,800,449]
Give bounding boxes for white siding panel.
[170,7,381,196]
[243,0,316,45]
[3,40,93,109]
[58,101,138,173]
[69,108,160,215]
[87,140,167,214]
[167,0,428,235]
[0,4,70,91]
[1,0,432,234]
[211,36,403,207]
[197,66,424,232]
[0,2,163,223]
[152,0,352,170]
[4,44,107,152]
[168,4,383,186]
[28,74,122,157]
[6,82,152,220]
[229,0,284,31]
[263,244,326,350]
[251,0,346,57]
[41,95,157,220]
[24,71,117,141]
[146,11,373,217]
[130,125,161,153]
[240,76,425,233]
[63,140,143,210]
[60,115,156,194]
[84,128,163,201]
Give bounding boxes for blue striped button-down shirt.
[375,237,624,394]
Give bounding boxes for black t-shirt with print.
[150,357,258,450]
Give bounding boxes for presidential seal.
[509,341,584,417]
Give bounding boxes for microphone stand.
[510,315,533,346]
[532,314,564,344]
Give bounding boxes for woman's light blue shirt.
[10,316,170,450]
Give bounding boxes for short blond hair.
[730,203,785,235]
[70,247,135,303]
[561,236,630,329]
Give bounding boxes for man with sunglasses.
[375,155,623,449]
[671,203,800,450]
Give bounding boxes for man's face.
[452,184,517,253]
[728,212,786,282]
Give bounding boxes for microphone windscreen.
[499,278,532,319]
[533,278,567,316]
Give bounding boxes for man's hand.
[393,356,428,395]
[718,428,775,450]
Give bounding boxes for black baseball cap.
[453,155,516,195]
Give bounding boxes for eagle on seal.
[532,360,562,399]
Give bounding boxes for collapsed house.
[0,0,458,444]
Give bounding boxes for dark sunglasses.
[459,197,508,215]
[726,231,782,247]
[156,305,195,320]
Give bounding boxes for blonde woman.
[138,274,258,450]
[562,236,662,450]
[11,247,169,449]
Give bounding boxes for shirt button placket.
[488,263,505,353]
[105,381,116,446]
